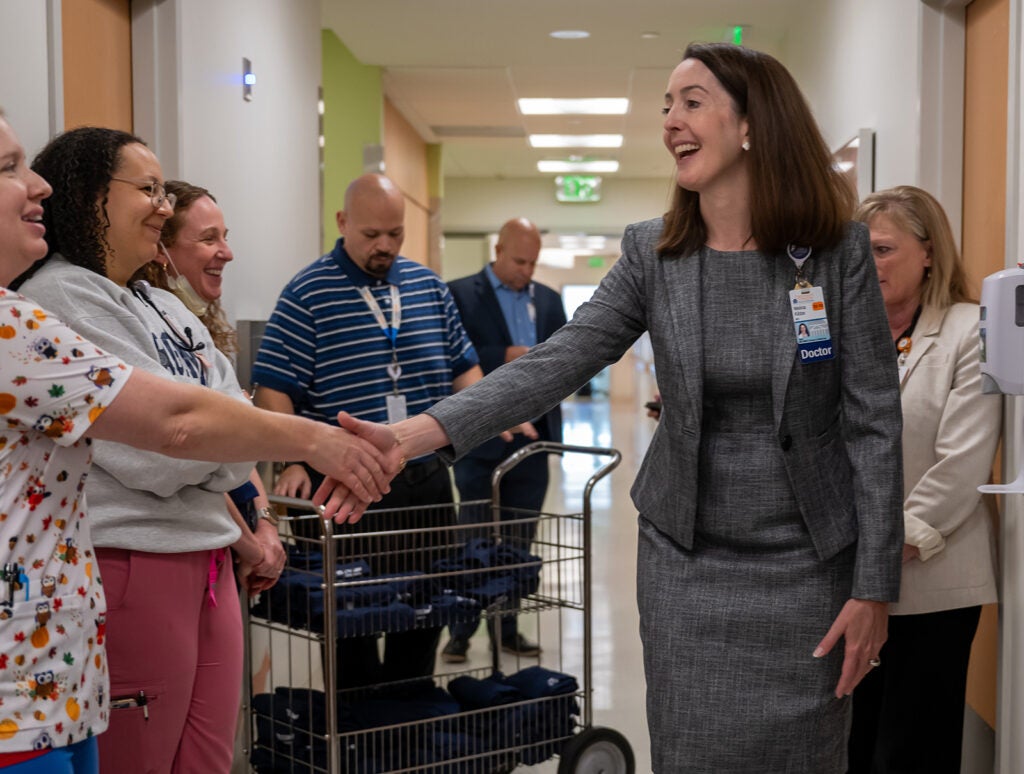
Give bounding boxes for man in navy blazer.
[442,218,567,662]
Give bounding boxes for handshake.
[274,412,537,524]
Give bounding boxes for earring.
[741,140,750,151]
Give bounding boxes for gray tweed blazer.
[428,217,904,601]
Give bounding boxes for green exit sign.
[555,175,602,203]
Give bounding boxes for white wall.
[0,0,320,326]
[782,0,924,191]
[0,0,60,159]
[134,0,323,325]
[783,0,969,239]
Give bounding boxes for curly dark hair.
[134,180,238,357]
[26,126,146,281]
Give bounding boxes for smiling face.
[868,212,931,314]
[164,195,233,302]
[662,58,750,198]
[0,118,52,286]
[101,142,173,286]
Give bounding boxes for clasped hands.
[300,411,537,523]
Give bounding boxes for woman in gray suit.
[324,43,904,773]
[848,187,1001,773]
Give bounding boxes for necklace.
[896,335,912,368]
[894,305,923,372]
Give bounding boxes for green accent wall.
[321,29,382,252]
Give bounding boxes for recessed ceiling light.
[529,134,623,148]
[538,249,577,268]
[641,31,659,40]
[550,30,590,40]
[558,235,608,251]
[519,98,629,115]
[538,160,620,173]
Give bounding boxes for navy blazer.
[447,268,567,450]
[430,219,904,601]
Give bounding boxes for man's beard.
[365,252,395,278]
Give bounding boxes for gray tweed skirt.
[636,429,855,773]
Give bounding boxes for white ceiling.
[322,0,805,180]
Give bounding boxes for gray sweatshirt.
[20,256,252,551]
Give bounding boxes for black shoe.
[441,636,470,663]
[500,633,541,656]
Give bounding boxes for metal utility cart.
[243,442,633,773]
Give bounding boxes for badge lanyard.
[786,244,835,363]
[788,244,813,289]
[357,284,407,422]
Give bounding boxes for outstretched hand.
[303,414,400,522]
[813,598,888,698]
[312,412,405,523]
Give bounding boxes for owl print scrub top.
[0,290,130,753]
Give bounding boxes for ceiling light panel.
[537,160,620,173]
[549,30,590,40]
[529,134,623,148]
[518,98,629,115]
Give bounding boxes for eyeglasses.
[109,178,177,210]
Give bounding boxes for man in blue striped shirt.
[252,173,487,689]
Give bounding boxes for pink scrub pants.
[95,548,241,774]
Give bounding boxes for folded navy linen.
[448,674,522,709]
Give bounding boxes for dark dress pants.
[848,605,982,774]
[450,437,548,642]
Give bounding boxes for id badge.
[386,393,408,423]
[789,286,835,363]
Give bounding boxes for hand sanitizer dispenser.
[979,265,1024,395]
[979,265,1024,493]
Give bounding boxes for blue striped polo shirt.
[252,238,479,426]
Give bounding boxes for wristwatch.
[256,506,280,528]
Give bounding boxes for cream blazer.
[894,302,1002,615]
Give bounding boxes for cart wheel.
[558,726,635,774]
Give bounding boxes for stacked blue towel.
[250,688,328,772]
[432,539,541,608]
[445,667,581,765]
[415,592,482,629]
[250,667,581,773]
[251,550,458,637]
